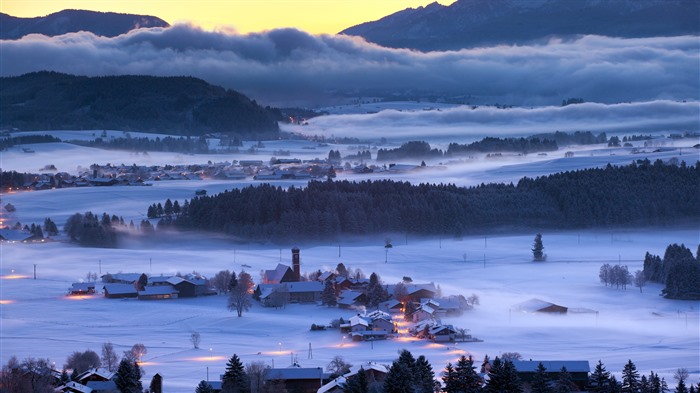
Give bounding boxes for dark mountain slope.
[0,72,280,137]
[0,9,169,39]
[340,0,700,51]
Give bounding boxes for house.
[138,285,179,300]
[318,362,388,393]
[286,281,323,303]
[412,299,440,322]
[255,282,323,306]
[263,367,332,393]
[512,360,590,390]
[337,290,366,309]
[166,276,214,297]
[69,282,96,295]
[0,229,41,243]
[85,380,119,392]
[428,324,457,342]
[377,299,403,314]
[58,381,93,393]
[102,273,141,284]
[102,284,137,299]
[348,315,370,332]
[317,271,336,282]
[512,298,568,314]
[263,264,296,284]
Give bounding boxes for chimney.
[292,247,300,281]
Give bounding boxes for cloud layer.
[1,25,698,107]
[296,101,700,141]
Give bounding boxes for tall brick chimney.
[292,247,300,281]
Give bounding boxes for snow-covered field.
[1,130,699,391]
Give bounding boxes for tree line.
[70,135,214,154]
[163,160,700,242]
[643,243,700,300]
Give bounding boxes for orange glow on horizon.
[0,300,16,305]
[1,0,457,35]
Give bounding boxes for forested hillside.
[0,72,280,138]
[166,160,700,241]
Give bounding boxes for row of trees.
[193,351,696,393]
[64,211,155,247]
[643,244,700,299]
[71,135,211,154]
[164,160,699,241]
[0,343,150,393]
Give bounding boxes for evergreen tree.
[609,376,622,393]
[675,380,688,393]
[343,367,368,393]
[485,357,522,393]
[443,363,459,393]
[555,367,576,393]
[196,380,214,393]
[588,360,611,393]
[455,355,482,393]
[622,360,640,393]
[532,233,545,261]
[415,355,436,393]
[321,280,337,307]
[383,360,413,393]
[531,362,552,393]
[366,272,389,308]
[641,375,650,393]
[222,354,249,393]
[115,359,143,393]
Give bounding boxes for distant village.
[10,153,435,193]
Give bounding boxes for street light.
[278,342,282,353]
[209,348,213,359]
[341,336,346,347]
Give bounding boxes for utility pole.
[33,264,37,280]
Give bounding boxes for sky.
[1,0,456,34]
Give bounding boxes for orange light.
[0,275,30,279]
[64,295,96,301]
[186,356,227,362]
[422,343,443,349]
[396,336,419,342]
[137,361,160,366]
[0,300,16,305]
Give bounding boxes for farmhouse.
[102,283,137,298]
[318,362,388,393]
[68,282,96,295]
[262,264,296,284]
[263,366,331,393]
[512,298,568,314]
[138,285,179,300]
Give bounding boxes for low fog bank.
[296,100,700,141]
[1,25,698,106]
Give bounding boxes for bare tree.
[101,342,119,372]
[124,343,147,362]
[634,270,647,293]
[674,368,689,383]
[466,293,480,307]
[65,350,101,374]
[211,270,232,294]
[500,352,523,361]
[228,271,254,317]
[246,361,267,393]
[190,332,201,349]
[326,356,352,376]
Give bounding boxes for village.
[49,248,605,393]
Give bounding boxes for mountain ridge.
[340,0,700,51]
[0,72,280,137]
[0,9,169,39]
